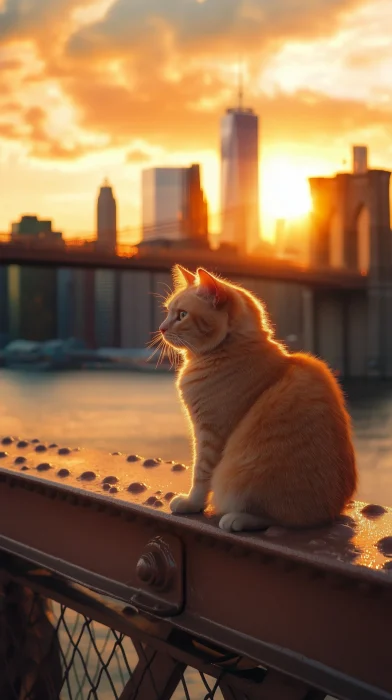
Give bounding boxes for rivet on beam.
[58,447,71,455]
[57,468,70,478]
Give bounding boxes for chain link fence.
[0,579,256,700]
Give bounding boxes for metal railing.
[0,237,367,293]
[1,436,391,699]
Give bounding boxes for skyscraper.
[220,106,260,254]
[97,179,117,253]
[141,165,208,246]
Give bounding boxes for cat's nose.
[159,323,167,335]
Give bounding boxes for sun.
[261,156,312,220]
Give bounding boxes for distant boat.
[1,340,174,372]
[3,340,43,366]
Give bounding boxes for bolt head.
[136,553,158,585]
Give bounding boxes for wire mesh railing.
[0,576,271,700]
[0,583,135,700]
[53,604,135,700]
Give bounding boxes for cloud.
[65,0,370,61]
[0,102,94,159]
[0,122,20,139]
[64,66,229,150]
[0,0,389,169]
[0,0,82,44]
[0,58,22,70]
[49,0,383,154]
[125,148,151,164]
[261,89,392,142]
[54,68,392,156]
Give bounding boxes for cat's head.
[159,265,272,355]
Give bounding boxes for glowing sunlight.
[262,157,313,220]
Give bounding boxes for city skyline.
[0,0,392,243]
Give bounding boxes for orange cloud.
[125,148,151,164]
[0,0,389,168]
[64,0,370,61]
[0,122,20,139]
[0,58,22,70]
[0,102,95,159]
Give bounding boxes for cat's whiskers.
[176,337,198,355]
[147,330,162,349]
[146,331,169,368]
[156,338,171,368]
[158,333,183,369]
[147,342,163,364]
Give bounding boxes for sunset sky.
[1,0,392,243]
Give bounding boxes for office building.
[141,165,208,246]
[97,179,117,253]
[11,215,63,246]
[0,266,9,348]
[94,269,119,348]
[57,268,75,340]
[220,106,260,254]
[56,268,96,347]
[120,271,152,349]
[8,265,57,341]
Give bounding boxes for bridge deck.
[0,243,367,290]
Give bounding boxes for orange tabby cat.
[159,264,357,532]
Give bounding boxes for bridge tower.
[309,148,392,377]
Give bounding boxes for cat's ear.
[172,265,196,289]
[196,268,227,308]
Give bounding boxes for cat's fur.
[159,264,357,532]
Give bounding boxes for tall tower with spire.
[96,179,117,253]
[220,65,260,254]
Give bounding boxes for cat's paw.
[219,512,271,532]
[170,494,204,514]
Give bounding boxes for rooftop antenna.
[237,58,244,109]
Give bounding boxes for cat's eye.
[178,310,188,320]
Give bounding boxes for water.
[1,368,392,506]
[0,368,190,462]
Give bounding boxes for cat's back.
[251,350,354,455]
[285,352,349,413]
[213,350,357,527]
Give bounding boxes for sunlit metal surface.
[1,436,391,578]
